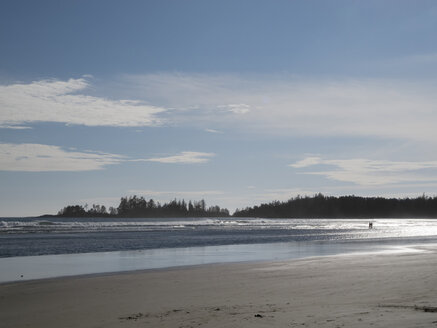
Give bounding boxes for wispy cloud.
[219,103,250,114]
[204,128,223,134]
[144,151,215,164]
[0,77,166,127]
[0,143,215,172]
[291,157,322,168]
[0,124,32,130]
[122,73,437,142]
[5,74,437,144]
[290,157,437,186]
[0,143,124,172]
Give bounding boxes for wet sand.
[1,245,437,327]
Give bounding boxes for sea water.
[1,217,437,283]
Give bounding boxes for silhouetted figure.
[369,222,373,229]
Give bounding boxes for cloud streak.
[144,151,215,164]
[290,157,437,186]
[0,77,165,127]
[122,73,437,142]
[204,128,223,134]
[0,143,124,172]
[0,143,216,171]
[219,103,251,114]
[5,74,437,143]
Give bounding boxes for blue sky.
[2,0,437,216]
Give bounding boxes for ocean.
[1,217,437,283]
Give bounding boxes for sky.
[2,0,437,216]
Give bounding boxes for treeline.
[56,194,437,218]
[233,193,437,218]
[57,195,230,218]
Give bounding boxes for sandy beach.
[1,246,437,328]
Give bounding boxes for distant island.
[48,194,437,218]
[53,196,230,218]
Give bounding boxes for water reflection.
[1,239,433,283]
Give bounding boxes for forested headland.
[233,194,437,218]
[53,194,437,218]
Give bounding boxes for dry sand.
[1,246,437,327]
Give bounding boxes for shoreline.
[2,239,436,284]
[0,244,425,287]
[2,245,437,327]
